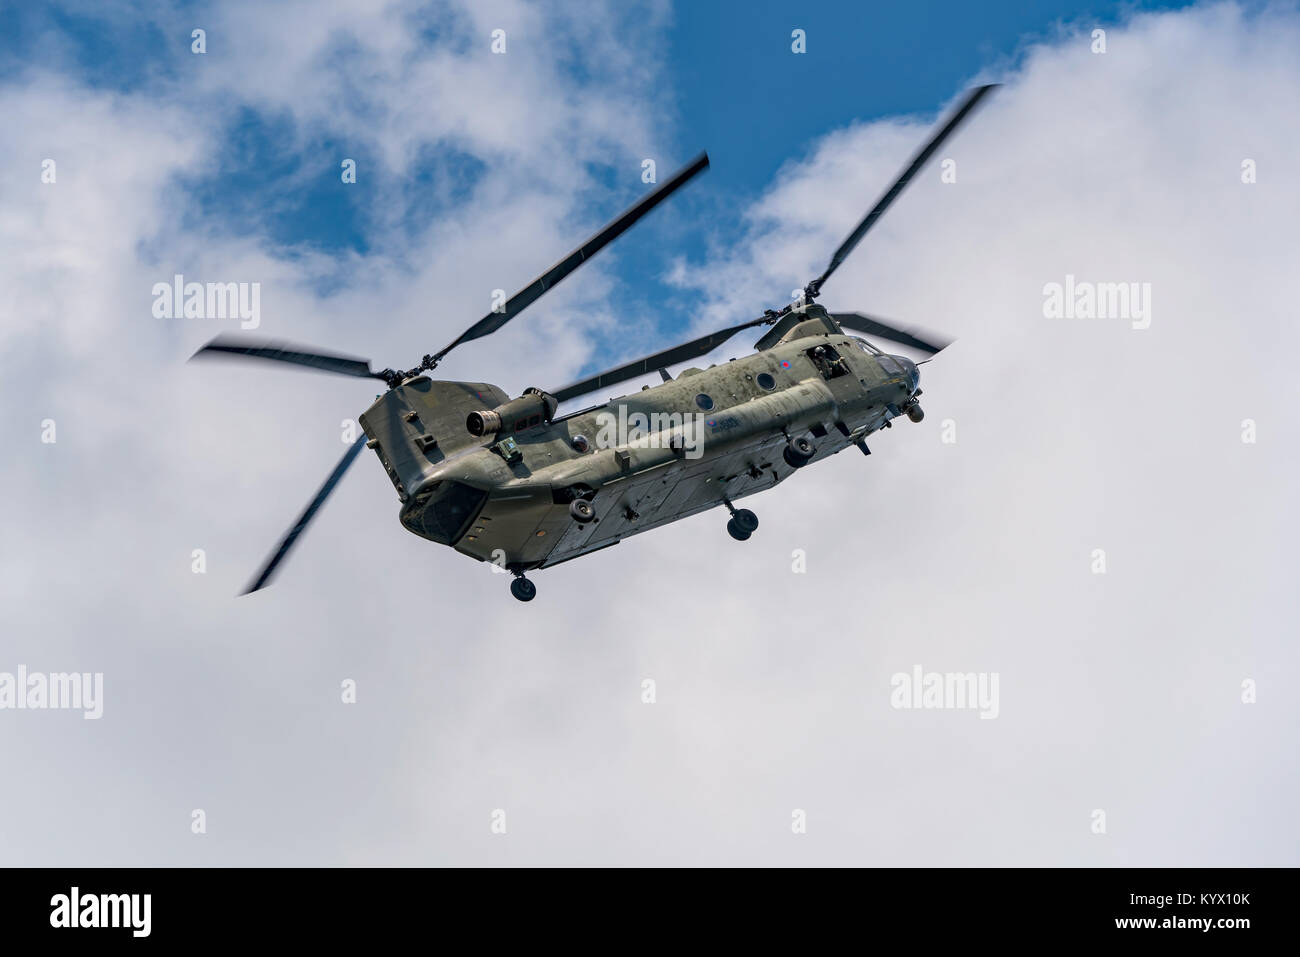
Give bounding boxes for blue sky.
[1,0,1196,369]
[648,0,1201,327]
[672,0,1191,191]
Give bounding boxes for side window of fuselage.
[805,344,850,380]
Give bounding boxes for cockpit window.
[877,355,904,377]
[852,336,882,355]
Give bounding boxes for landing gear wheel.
[569,499,595,524]
[727,518,752,541]
[510,577,537,602]
[732,508,759,534]
[783,435,815,468]
[906,404,925,423]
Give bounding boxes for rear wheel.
[732,508,759,534]
[727,518,751,541]
[510,577,537,602]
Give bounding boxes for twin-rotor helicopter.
[194,85,996,600]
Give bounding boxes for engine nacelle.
[466,387,558,437]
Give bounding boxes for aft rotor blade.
[242,435,368,595]
[831,312,952,355]
[193,336,389,381]
[433,152,710,363]
[551,314,771,404]
[808,84,997,296]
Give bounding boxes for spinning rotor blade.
[806,84,997,298]
[242,434,368,595]
[551,313,772,404]
[429,152,710,365]
[192,336,389,381]
[830,312,952,355]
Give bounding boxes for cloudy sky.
[1,0,1296,866]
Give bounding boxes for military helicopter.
[194,85,996,600]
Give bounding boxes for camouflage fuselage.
[358,320,919,573]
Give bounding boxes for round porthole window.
[695,393,714,411]
[756,372,776,391]
[571,434,590,453]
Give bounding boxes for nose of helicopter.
[893,355,920,391]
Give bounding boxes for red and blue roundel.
[780,360,791,368]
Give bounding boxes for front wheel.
[783,435,815,468]
[510,577,537,602]
[569,499,595,524]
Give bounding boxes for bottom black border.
[1,866,1290,942]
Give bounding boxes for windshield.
[877,355,905,377]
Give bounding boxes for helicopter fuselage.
[200,87,989,597]
[358,316,922,574]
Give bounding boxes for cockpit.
[877,353,920,390]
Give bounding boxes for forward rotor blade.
[551,314,774,404]
[808,84,997,296]
[193,336,389,381]
[831,312,952,355]
[433,152,710,363]
[242,435,368,595]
